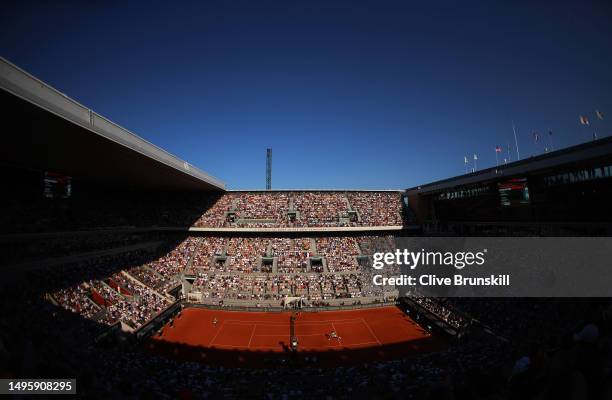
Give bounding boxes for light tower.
[266,148,272,190]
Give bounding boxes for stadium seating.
[46,235,399,329]
[192,191,405,228]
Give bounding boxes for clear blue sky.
[1,0,611,189]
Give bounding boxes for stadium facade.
[407,137,612,236]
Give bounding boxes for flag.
[473,154,478,160]
[533,131,540,142]
[596,110,604,120]
[503,158,508,164]
[580,115,590,125]
[464,156,468,164]
[495,146,502,153]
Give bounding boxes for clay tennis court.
[150,306,443,366]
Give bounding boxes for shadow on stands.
[0,164,221,234]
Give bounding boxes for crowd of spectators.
[293,192,350,226]
[46,241,190,331]
[129,266,178,294]
[192,191,405,228]
[227,237,269,272]
[98,279,164,327]
[0,232,162,267]
[272,238,312,273]
[347,191,404,226]
[184,235,399,303]
[23,233,404,330]
[149,237,199,277]
[193,194,236,228]
[357,235,396,256]
[189,237,227,272]
[106,272,136,296]
[190,271,375,302]
[53,283,102,321]
[234,192,290,222]
[316,237,361,272]
[409,295,468,330]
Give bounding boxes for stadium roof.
[407,135,612,195]
[0,57,225,191]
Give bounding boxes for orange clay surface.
[150,306,441,366]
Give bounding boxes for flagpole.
[533,131,541,155]
[548,130,554,151]
[512,121,520,160]
[595,110,605,138]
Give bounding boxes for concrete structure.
[0,57,224,191]
[407,136,612,234]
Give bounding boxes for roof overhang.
[407,136,612,195]
[0,57,225,191]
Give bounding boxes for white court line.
[317,342,378,349]
[222,321,285,326]
[344,340,380,347]
[222,318,362,325]
[212,343,279,350]
[247,324,257,348]
[295,318,363,324]
[208,320,226,346]
[361,318,382,345]
[255,333,317,337]
[332,320,371,325]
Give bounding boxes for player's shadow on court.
[279,341,289,353]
